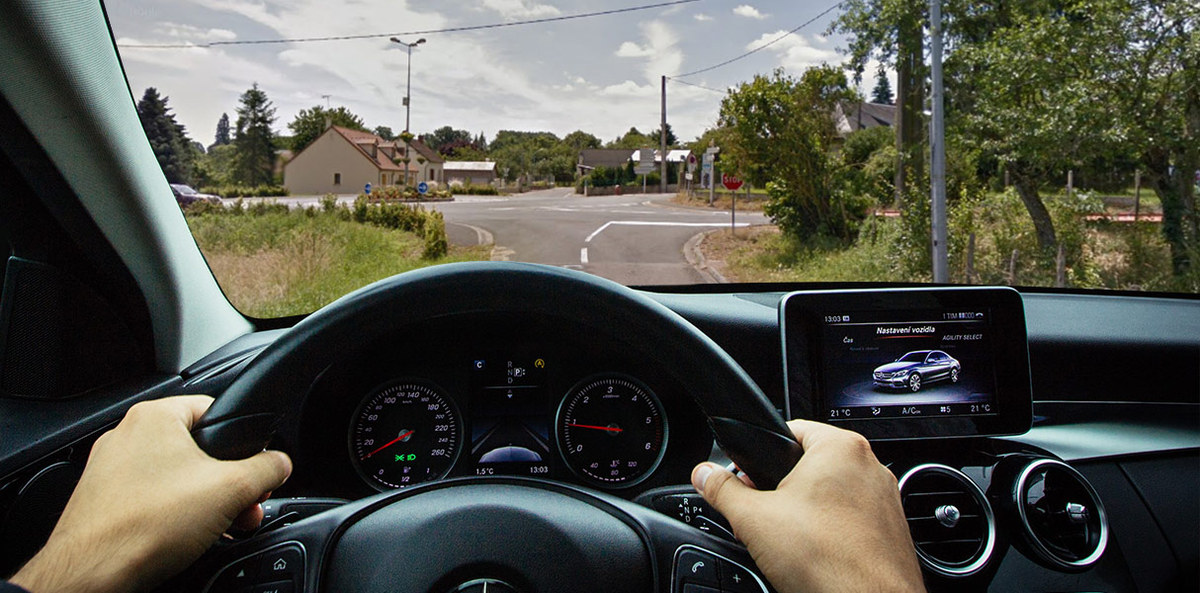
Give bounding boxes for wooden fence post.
[1055,244,1066,288]
[1007,249,1019,285]
[1134,169,1141,221]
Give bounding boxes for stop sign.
[721,173,743,191]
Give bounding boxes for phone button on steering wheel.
[675,548,719,587]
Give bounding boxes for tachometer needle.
[362,430,414,460]
[568,423,623,433]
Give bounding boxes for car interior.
[0,2,1197,592]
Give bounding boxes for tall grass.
[185,204,488,318]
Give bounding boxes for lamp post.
[390,36,425,185]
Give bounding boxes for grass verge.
[186,205,488,318]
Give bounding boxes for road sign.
[687,153,697,172]
[722,174,743,191]
[417,181,429,195]
[685,172,693,181]
[635,147,655,175]
[364,182,372,195]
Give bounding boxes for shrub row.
[450,184,500,195]
[198,184,289,198]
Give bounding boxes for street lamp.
[390,36,425,185]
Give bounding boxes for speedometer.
[556,374,668,487]
[349,380,461,490]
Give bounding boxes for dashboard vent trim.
[898,463,996,577]
[1013,458,1108,571]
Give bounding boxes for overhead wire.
[117,0,700,49]
[671,1,844,78]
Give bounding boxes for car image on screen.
[872,350,961,392]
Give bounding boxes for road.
[430,189,767,285]
[234,189,768,285]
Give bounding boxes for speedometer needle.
[362,430,414,460]
[568,423,623,433]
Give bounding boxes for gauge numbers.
[556,374,667,488]
[349,380,461,490]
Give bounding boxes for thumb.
[692,462,756,525]
[222,450,293,507]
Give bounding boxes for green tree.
[606,127,656,149]
[562,130,602,151]
[373,126,396,141]
[213,113,231,147]
[870,69,893,104]
[288,105,366,152]
[136,87,194,184]
[650,123,679,147]
[423,126,474,153]
[233,83,277,186]
[832,0,926,204]
[720,66,858,240]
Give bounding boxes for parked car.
[170,183,221,206]
[873,350,961,392]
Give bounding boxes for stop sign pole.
[722,173,744,235]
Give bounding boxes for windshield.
[107,1,1199,318]
[897,352,927,363]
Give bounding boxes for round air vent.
[1013,459,1108,571]
[898,463,996,577]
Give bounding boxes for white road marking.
[580,247,589,264]
[584,220,750,243]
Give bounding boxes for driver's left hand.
[10,395,292,593]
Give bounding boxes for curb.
[684,230,728,284]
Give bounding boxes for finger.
[786,418,857,453]
[692,462,757,524]
[231,504,265,532]
[225,450,293,505]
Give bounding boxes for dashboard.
[285,313,712,500]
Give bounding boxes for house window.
[333,173,342,185]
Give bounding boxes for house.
[834,102,897,136]
[283,126,444,195]
[577,148,635,176]
[443,161,497,186]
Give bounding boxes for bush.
[422,210,448,259]
[450,184,499,196]
[198,184,289,198]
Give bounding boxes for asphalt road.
[429,188,768,285]
[234,189,768,285]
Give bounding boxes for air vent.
[1014,459,1107,571]
[898,464,996,577]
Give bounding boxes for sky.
[108,0,895,147]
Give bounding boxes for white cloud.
[613,21,683,82]
[153,22,237,41]
[693,13,713,22]
[481,0,561,20]
[750,31,840,71]
[733,5,767,20]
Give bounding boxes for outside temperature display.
[556,374,668,488]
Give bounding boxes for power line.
[117,0,700,49]
[667,77,727,94]
[673,1,843,78]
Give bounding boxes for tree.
[607,127,656,149]
[650,123,679,147]
[423,126,474,153]
[562,130,602,152]
[870,69,893,104]
[233,83,277,186]
[288,105,366,152]
[832,0,926,204]
[720,66,858,240]
[373,126,396,141]
[136,87,194,184]
[213,113,231,148]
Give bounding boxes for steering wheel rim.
[192,261,802,490]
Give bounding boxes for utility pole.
[660,75,668,194]
[390,37,426,186]
[929,0,948,283]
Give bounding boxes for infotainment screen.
[781,288,1032,440]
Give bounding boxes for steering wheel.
[185,262,803,593]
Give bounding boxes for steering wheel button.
[718,559,764,593]
[676,549,719,586]
[258,545,303,578]
[207,555,259,592]
[248,581,294,593]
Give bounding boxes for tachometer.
[349,380,461,490]
[556,374,667,487]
